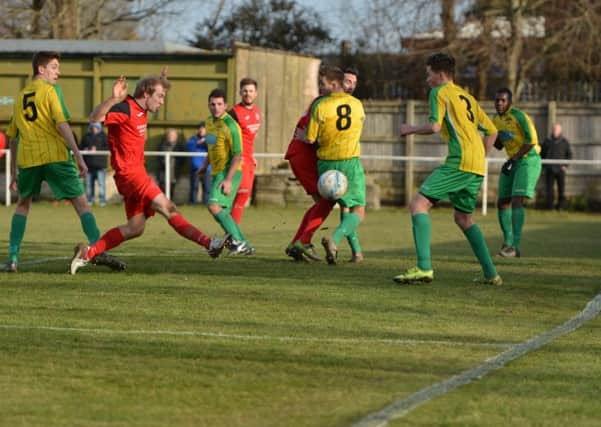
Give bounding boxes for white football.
[318,170,348,201]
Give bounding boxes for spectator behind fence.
[185,122,211,205]
[156,128,180,196]
[541,123,572,211]
[80,122,109,206]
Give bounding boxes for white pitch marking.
[0,324,513,349]
[351,292,601,427]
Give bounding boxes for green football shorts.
[208,170,242,208]
[317,157,366,208]
[419,164,483,213]
[17,159,85,200]
[498,151,542,199]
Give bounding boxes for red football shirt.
[230,103,261,160]
[104,96,147,177]
[285,96,322,159]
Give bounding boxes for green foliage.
[0,204,600,426]
[188,0,331,53]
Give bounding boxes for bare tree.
[465,0,601,97]
[0,0,178,40]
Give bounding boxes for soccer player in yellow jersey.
[305,67,366,265]
[2,51,124,273]
[394,52,502,286]
[493,87,542,258]
[199,88,254,255]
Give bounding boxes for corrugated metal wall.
[0,43,320,176]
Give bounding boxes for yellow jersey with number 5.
[306,91,364,161]
[6,79,71,169]
[429,82,496,176]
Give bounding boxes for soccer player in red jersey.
[228,78,261,224]
[69,72,227,274]
[285,66,363,262]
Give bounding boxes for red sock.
[291,203,316,244]
[88,227,124,259]
[168,213,211,248]
[231,190,250,224]
[299,199,335,245]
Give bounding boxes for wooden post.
[547,100,557,135]
[93,57,102,107]
[405,100,415,205]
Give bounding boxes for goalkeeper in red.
[395,52,501,285]
[228,78,261,224]
[305,67,366,265]
[69,72,227,274]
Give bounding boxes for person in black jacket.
[541,123,572,210]
[80,122,109,206]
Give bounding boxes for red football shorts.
[286,142,319,195]
[114,172,162,219]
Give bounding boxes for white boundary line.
[0,324,514,349]
[351,292,601,427]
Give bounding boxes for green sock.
[497,208,513,246]
[332,212,360,245]
[9,213,27,263]
[412,213,431,271]
[80,211,100,244]
[464,224,497,279]
[215,210,244,241]
[340,211,362,254]
[347,232,362,255]
[512,207,525,250]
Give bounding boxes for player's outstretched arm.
[219,154,242,196]
[89,75,128,122]
[58,122,88,177]
[400,122,440,136]
[483,133,498,155]
[8,137,18,192]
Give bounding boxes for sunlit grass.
[1,203,599,426]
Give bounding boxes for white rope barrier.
[1,149,600,212]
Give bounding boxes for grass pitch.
[1,203,600,427]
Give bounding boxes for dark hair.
[426,52,455,77]
[239,77,257,89]
[318,64,330,77]
[496,87,513,102]
[322,66,345,85]
[343,66,359,78]
[208,88,226,101]
[198,121,206,128]
[32,51,60,77]
[133,75,171,98]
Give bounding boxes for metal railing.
[2,149,601,214]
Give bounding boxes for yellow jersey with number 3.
[6,79,71,169]
[429,82,496,176]
[306,91,364,160]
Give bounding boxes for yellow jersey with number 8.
[306,91,364,161]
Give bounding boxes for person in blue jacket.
[186,121,211,205]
